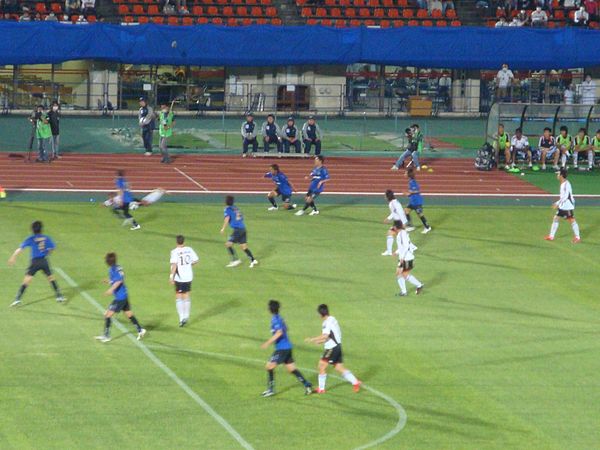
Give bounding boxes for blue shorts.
[306,189,321,199]
[108,298,130,313]
[408,204,424,214]
[275,188,292,203]
[228,228,247,244]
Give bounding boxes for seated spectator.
[65,0,81,14]
[61,14,70,22]
[530,6,548,26]
[81,0,96,14]
[34,11,42,20]
[574,6,589,26]
[18,10,31,21]
[584,0,597,19]
[428,0,442,13]
[2,12,12,20]
[508,16,523,25]
[516,9,528,24]
[176,0,189,14]
[45,11,59,20]
[508,127,532,169]
[493,123,510,168]
[442,0,455,14]
[495,16,508,26]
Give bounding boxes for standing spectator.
[302,115,322,156]
[496,64,514,101]
[241,113,258,157]
[33,105,52,163]
[138,97,155,156]
[438,72,451,110]
[564,84,575,104]
[65,0,80,14]
[573,6,589,26]
[580,75,596,105]
[428,0,443,14]
[47,101,61,160]
[530,6,548,26]
[282,117,301,153]
[584,0,597,19]
[81,0,96,14]
[261,114,281,153]
[158,101,174,164]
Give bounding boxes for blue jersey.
[265,172,292,196]
[108,264,128,301]
[309,166,330,194]
[270,314,292,351]
[116,177,133,204]
[408,178,423,206]
[224,205,246,229]
[20,234,55,260]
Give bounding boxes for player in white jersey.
[382,190,408,256]
[305,304,361,394]
[104,188,166,210]
[395,221,424,296]
[508,128,532,169]
[545,168,580,243]
[169,235,199,326]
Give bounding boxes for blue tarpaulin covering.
[1,21,600,69]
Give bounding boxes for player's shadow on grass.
[142,230,222,245]
[260,267,347,284]
[184,328,265,344]
[149,342,260,370]
[193,299,241,322]
[423,254,517,271]
[1,203,81,216]
[18,307,97,321]
[140,313,170,331]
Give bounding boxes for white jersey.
[170,246,199,282]
[387,199,407,223]
[557,180,575,211]
[511,135,529,150]
[396,229,417,261]
[322,316,342,350]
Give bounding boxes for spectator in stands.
[573,6,589,25]
[475,0,489,15]
[2,13,12,20]
[261,114,281,153]
[34,12,42,20]
[65,0,80,15]
[45,11,58,21]
[428,0,443,14]
[530,6,548,25]
[162,0,176,14]
[241,113,258,157]
[76,14,87,22]
[416,0,427,9]
[81,0,96,15]
[496,64,514,101]
[177,0,189,14]
[18,10,31,21]
[516,9,528,24]
[564,84,575,104]
[584,0,597,19]
[563,0,579,8]
[302,116,322,156]
[282,117,301,154]
[580,74,596,105]
[48,100,61,160]
[438,72,451,110]
[138,97,155,156]
[495,16,508,26]
[442,0,455,14]
[3,0,18,14]
[509,16,522,25]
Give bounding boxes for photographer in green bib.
[158,101,175,164]
[31,105,52,163]
[573,128,592,170]
[556,126,573,169]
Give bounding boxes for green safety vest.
[414,130,424,152]
[159,111,174,138]
[556,134,572,149]
[593,136,600,152]
[497,132,509,148]
[574,135,590,150]
[36,114,52,139]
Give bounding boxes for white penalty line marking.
[8,187,600,198]
[54,267,254,450]
[173,167,209,192]
[146,343,408,450]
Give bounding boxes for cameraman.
[48,100,61,159]
[30,105,52,162]
[138,97,155,156]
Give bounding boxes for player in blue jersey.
[95,252,146,343]
[260,300,313,397]
[404,167,431,234]
[264,164,297,211]
[220,195,258,268]
[8,221,65,307]
[295,155,330,216]
[113,170,141,231]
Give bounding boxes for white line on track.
[66,181,74,187]
[146,343,408,450]
[173,167,209,191]
[55,267,254,450]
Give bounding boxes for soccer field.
[2,201,600,449]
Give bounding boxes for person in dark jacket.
[282,117,301,154]
[48,100,61,159]
[241,113,258,157]
[138,97,155,156]
[302,115,322,155]
[261,114,281,153]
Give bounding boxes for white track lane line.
[55,267,254,450]
[146,343,408,450]
[173,167,209,191]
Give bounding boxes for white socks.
[550,220,559,238]
[406,274,422,288]
[588,151,594,168]
[386,236,394,253]
[572,221,580,238]
[176,299,185,321]
[397,277,407,294]
[561,153,567,167]
[183,299,191,320]
[318,374,327,390]
[342,370,358,385]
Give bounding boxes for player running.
[263,164,297,211]
[295,155,330,216]
[545,168,581,244]
[395,221,424,296]
[404,167,431,234]
[113,170,141,230]
[305,304,362,394]
[95,253,146,343]
[260,300,313,397]
[170,235,199,327]
[8,220,65,307]
[382,190,408,256]
[220,195,258,268]
[104,188,166,210]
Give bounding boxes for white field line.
[173,167,209,191]
[146,343,408,450]
[55,267,254,450]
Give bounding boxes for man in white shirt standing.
[496,64,514,102]
[530,7,547,26]
[580,74,596,105]
[382,190,408,256]
[170,235,199,327]
[545,168,580,243]
[305,304,361,394]
[508,127,532,169]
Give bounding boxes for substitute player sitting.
[382,190,407,256]
[545,168,580,243]
[493,123,510,169]
[508,128,532,170]
[538,127,559,171]
[592,129,600,169]
[170,235,199,327]
[556,126,573,169]
[573,127,592,170]
[263,164,297,211]
[260,300,312,397]
[295,155,330,216]
[8,220,65,307]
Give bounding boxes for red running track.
[0,153,547,195]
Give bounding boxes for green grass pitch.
[2,201,600,449]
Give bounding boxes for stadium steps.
[276,0,304,25]
[454,0,479,26]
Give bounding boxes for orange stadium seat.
[259,0,270,4]
[335,19,346,26]
[207,5,218,14]
[198,16,209,23]
[247,0,257,4]
[301,7,311,16]
[132,5,144,14]
[192,6,202,15]
[182,16,194,25]
[431,9,442,18]
[316,7,327,16]
[388,8,399,18]
[416,9,428,18]
[436,19,446,26]
[307,18,318,24]
[383,0,393,6]
[212,17,223,24]
[271,17,282,24]
[339,0,350,5]
[446,9,456,18]
[35,3,47,13]
[124,15,134,22]
[350,19,361,26]
[380,19,390,27]
[402,8,413,18]
[345,8,356,17]
[354,0,365,5]
[266,6,277,16]
[87,14,97,22]
[242,17,252,25]
[397,0,407,5]
[250,6,262,16]
[450,19,461,26]
[152,16,164,23]
[368,0,379,6]
[237,6,248,15]
[51,3,62,13]
[256,17,268,23]
[374,8,384,17]
[227,17,238,25]
[321,18,332,25]
[325,0,336,5]
[422,19,433,26]
[138,15,149,23]
[393,19,403,26]
[148,4,159,14]
[168,16,179,25]
[118,5,130,14]
[232,0,242,4]
[331,7,342,16]
[407,19,418,25]
[359,7,370,16]
[554,10,564,19]
[364,18,375,25]
[223,6,233,15]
